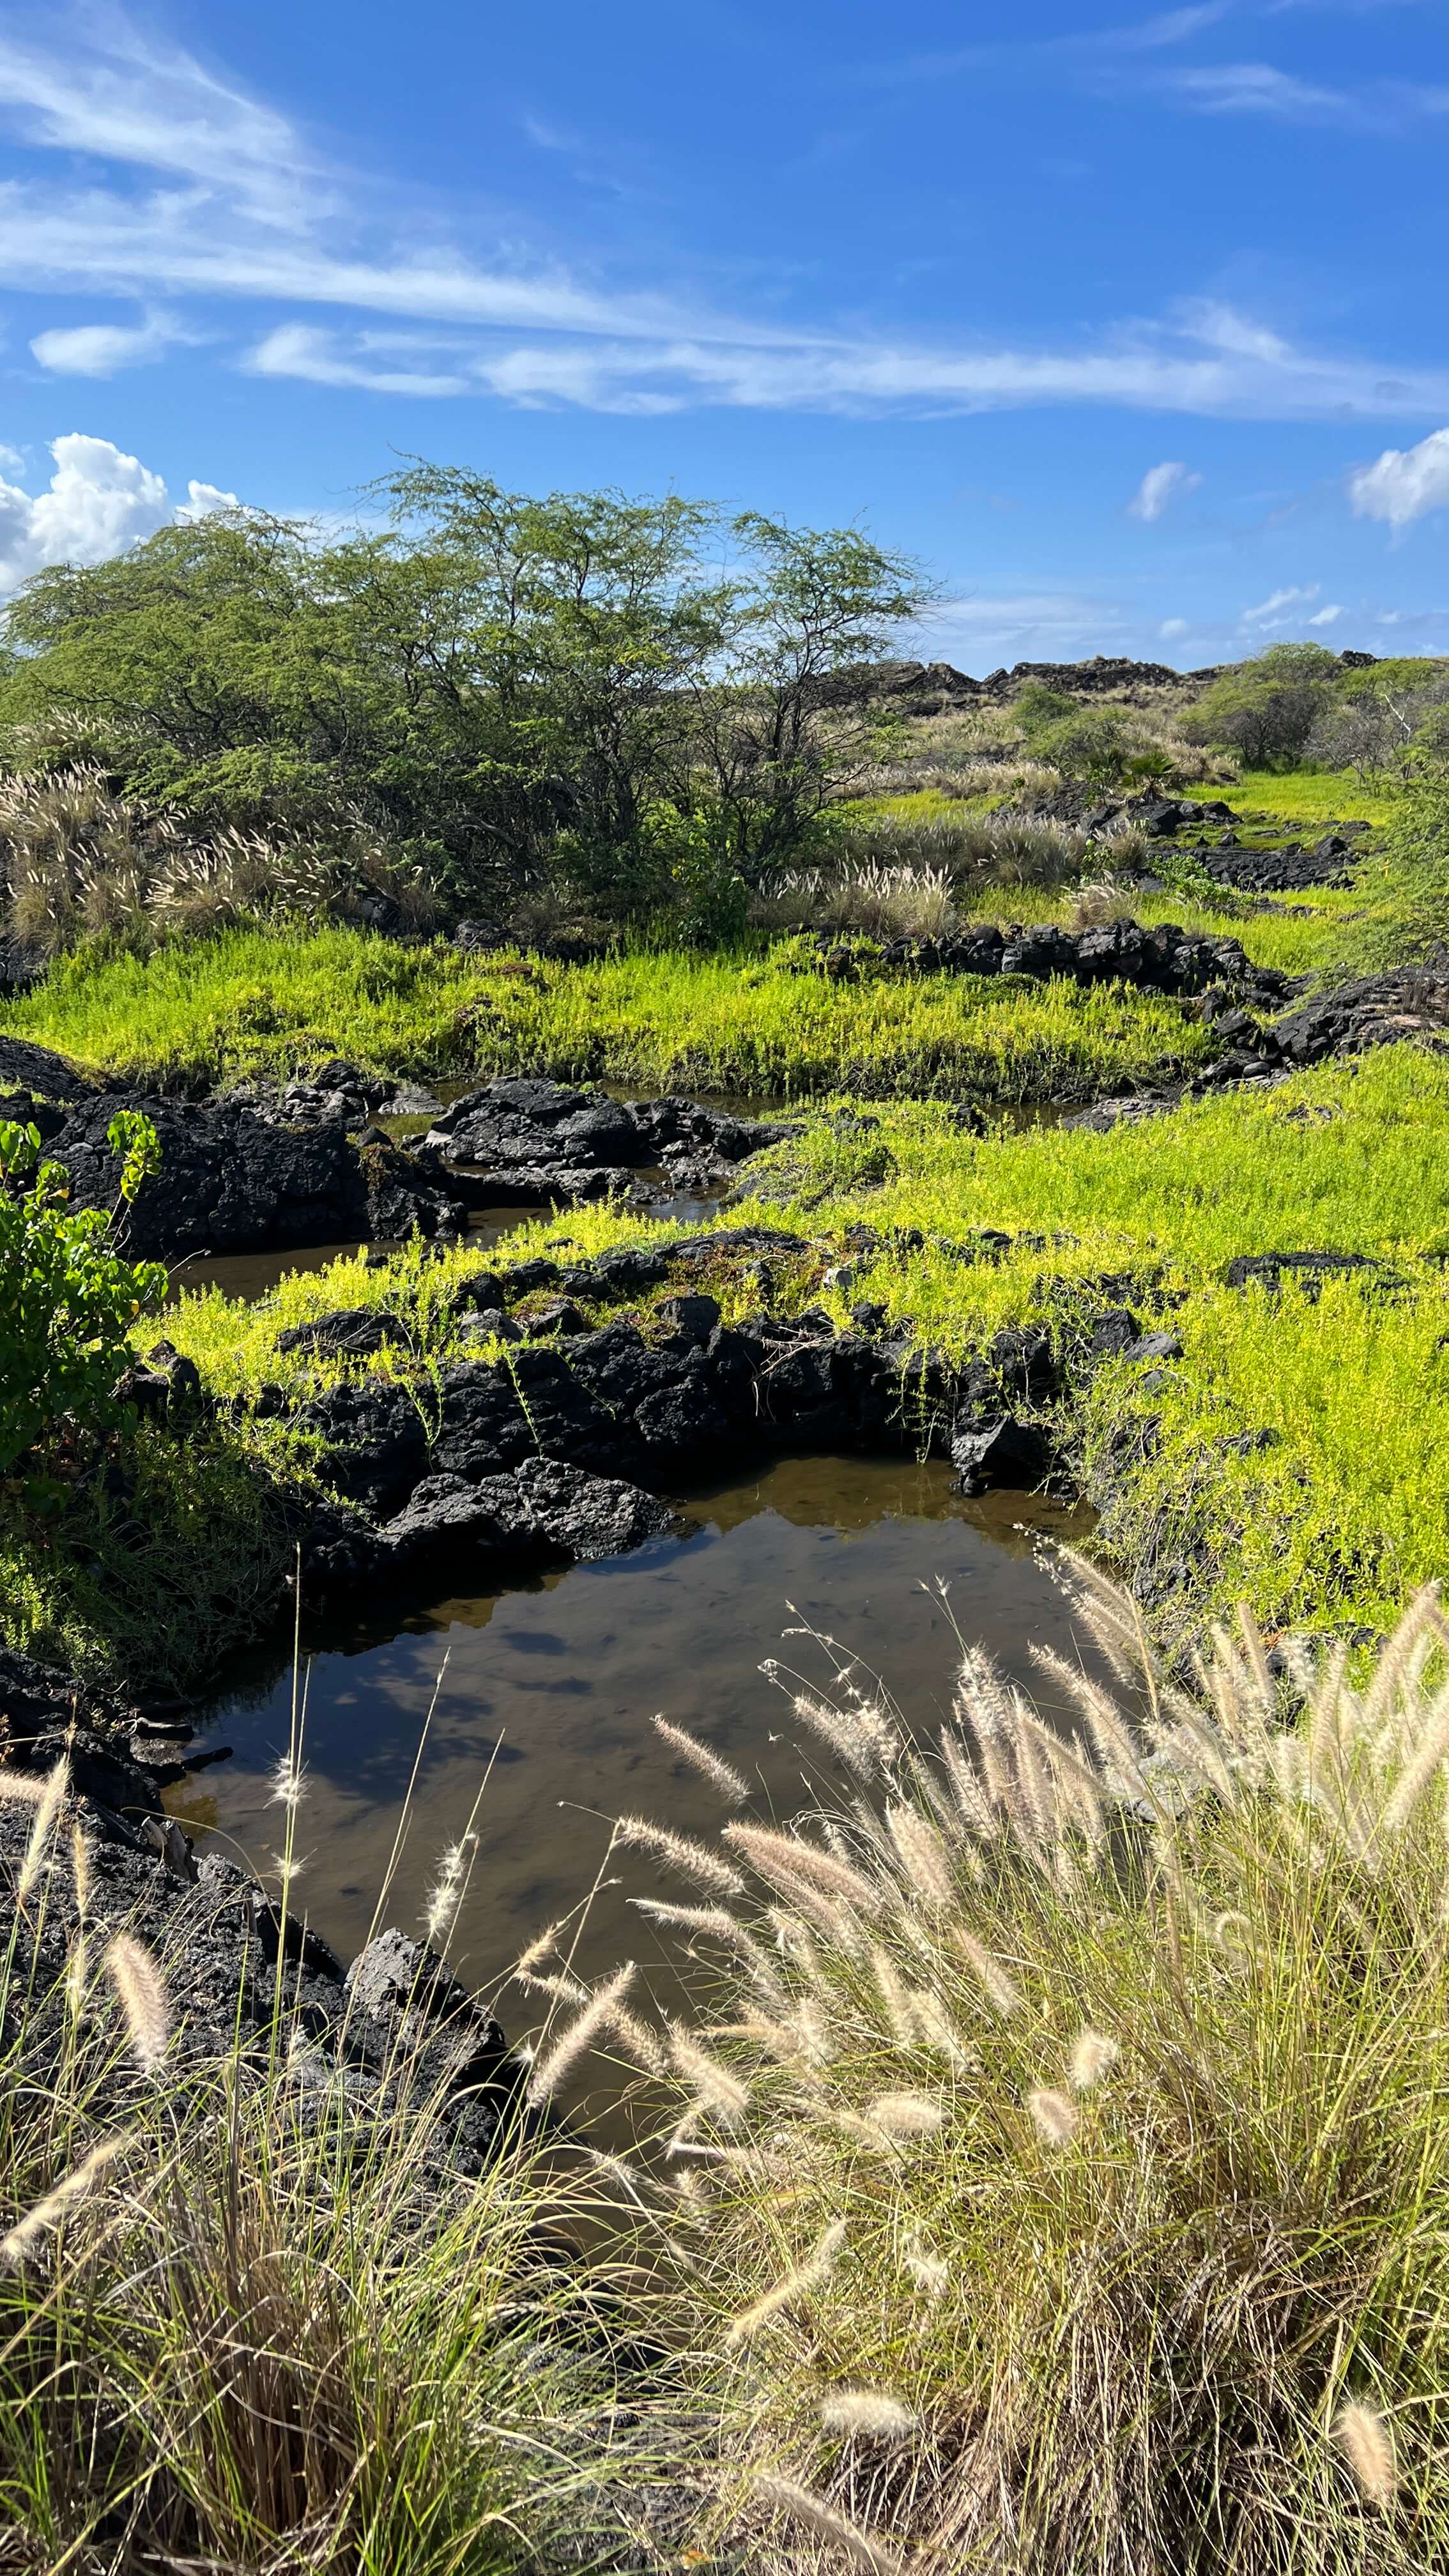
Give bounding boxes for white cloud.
[247,322,471,397]
[30,307,192,376]
[2,13,1449,424]
[0,433,236,592]
[0,17,325,231]
[1128,459,1202,519]
[1350,427,1449,528]
[1163,62,1364,121]
[176,479,239,523]
[916,591,1129,663]
[1308,602,1345,625]
[1159,615,1190,638]
[1240,583,1322,628]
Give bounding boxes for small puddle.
[174,1457,1098,1995]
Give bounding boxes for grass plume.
[103,1935,171,2074]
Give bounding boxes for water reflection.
[176,1456,1099,1995]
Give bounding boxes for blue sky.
[0,0,1446,668]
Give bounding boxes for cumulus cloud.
[31,308,193,376]
[1128,459,1202,520]
[1159,616,1190,638]
[0,433,236,592]
[1350,427,1449,529]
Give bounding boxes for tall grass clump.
[634,1560,1449,2572]
[0,763,440,956]
[829,801,1089,894]
[0,1771,654,2570]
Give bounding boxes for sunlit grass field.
[132,1045,1449,1653]
[2,925,1215,1102]
[1212,766,1395,827]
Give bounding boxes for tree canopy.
[0,470,926,922]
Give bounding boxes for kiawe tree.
[0,470,926,930]
[1184,641,1341,769]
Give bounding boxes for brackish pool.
[162,1171,730,1306]
[173,1457,1099,1997]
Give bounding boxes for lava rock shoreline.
[273,1222,1098,1618]
[0,1048,794,1262]
[0,1644,526,2165]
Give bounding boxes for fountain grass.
[623,1567,1449,2573]
[0,1758,670,2574]
[11,1562,1449,2569]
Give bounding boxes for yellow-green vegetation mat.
[5,926,1442,1673]
[1212,767,1396,829]
[728,1047,1449,1644]
[1,926,1215,1102]
[132,1044,1449,1660]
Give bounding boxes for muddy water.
[172,1458,1098,2003]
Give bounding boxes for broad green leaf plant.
[0,1109,166,1473]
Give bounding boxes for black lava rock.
[950,1414,1054,1494]
[295,1379,431,1517]
[50,1091,369,1261]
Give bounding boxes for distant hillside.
[818,648,1383,714]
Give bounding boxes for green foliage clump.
[1185,641,1343,768]
[1338,752,1449,969]
[0,1110,165,1473]
[1027,704,1130,781]
[0,474,924,930]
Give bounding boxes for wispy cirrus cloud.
[4,9,1449,425]
[1128,459,1203,518]
[1241,581,1322,624]
[1163,61,1363,116]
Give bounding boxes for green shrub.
[0,1110,165,1472]
[1338,755,1449,969]
[1028,705,1130,781]
[1185,642,1340,768]
[0,476,924,924]
[1012,681,1078,735]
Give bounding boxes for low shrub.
[1184,644,1342,769]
